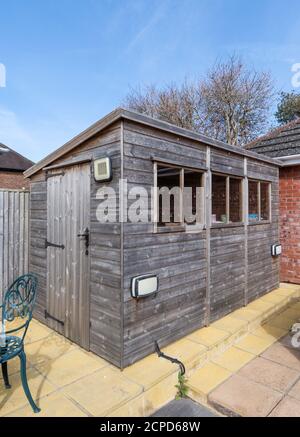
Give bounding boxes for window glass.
[261,182,270,221]
[212,174,227,223]
[248,180,259,222]
[157,166,181,226]
[230,178,242,222]
[184,170,203,225]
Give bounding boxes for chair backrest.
[2,274,38,324]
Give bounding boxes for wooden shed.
[24,108,280,368]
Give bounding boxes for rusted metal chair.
[0,274,40,413]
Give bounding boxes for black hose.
[154,340,186,375]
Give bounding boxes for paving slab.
[187,362,231,402]
[62,366,143,416]
[152,398,217,417]
[35,348,108,387]
[279,308,300,321]
[0,368,56,416]
[209,374,283,417]
[261,342,300,372]
[162,338,208,371]
[288,378,300,401]
[230,308,261,323]
[212,347,255,372]
[250,324,287,342]
[211,315,248,335]
[2,285,297,418]
[292,302,300,311]
[235,333,275,355]
[26,332,77,366]
[187,326,229,349]
[261,293,288,306]
[237,356,299,393]
[278,333,298,349]
[247,299,276,315]
[268,314,295,330]
[269,396,300,417]
[5,391,88,417]
[122,353,176,390]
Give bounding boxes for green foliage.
[175,371,189,399]
[275,91,300,125]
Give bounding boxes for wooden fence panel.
[0,189,29,298]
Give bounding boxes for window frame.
[211,172,244,227]
[248,178,271,224]
[154,162,205,233]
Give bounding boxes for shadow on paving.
[151,399,218,417]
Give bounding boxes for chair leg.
[1,362,11,389]
[19,351,41,413]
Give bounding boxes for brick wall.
[279,165,300,284]
[0,171,30,190]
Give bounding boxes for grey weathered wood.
[0,190,29,299]
[27,111,280,369]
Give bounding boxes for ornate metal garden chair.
[0,274,40,413]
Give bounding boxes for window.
[261,182,270,220]
[212,174,243,224]
[248,180,270,222]
[212,174,227,223]
[230,178,243,222]
[248,180,259,221]
[157,166,181,226]
[155,164,204,228]
[183,169,204,225]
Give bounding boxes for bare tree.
[123,56,274,146]
[198,56,274,145]
[125,82,201,131]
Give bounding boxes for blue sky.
[1,0,300,162]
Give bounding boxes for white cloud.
[0,106,33,146]
[124,1,170,54]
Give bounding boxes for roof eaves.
[24,107,281,178]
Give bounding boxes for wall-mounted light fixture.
[271,244,282,257]
[93,157,112,182]
[131,274,159,298]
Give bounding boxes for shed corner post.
[120,119,125,369]
[243,157,249,306]
[205,146,211,326]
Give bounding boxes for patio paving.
[0,283,299,417]
[207,328,300,416]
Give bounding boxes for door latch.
[77,227,89,255]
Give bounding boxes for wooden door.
[46,164,90,349]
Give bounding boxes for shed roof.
[0,143,34,171]
[24,108,281,178]
[245,118,300,158]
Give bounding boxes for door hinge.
[44,310,65,326]
[45,239,65,249]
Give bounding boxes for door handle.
[77,227,89,255]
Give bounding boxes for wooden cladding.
[28,116,279,369]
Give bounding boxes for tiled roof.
[0,143,34,171]
[245,118,300,158]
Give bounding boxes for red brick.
[0,171,29,190]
